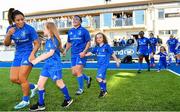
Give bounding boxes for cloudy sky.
[0,0,142,13]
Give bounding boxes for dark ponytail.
[8,8,25,26]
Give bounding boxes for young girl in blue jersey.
[157,46,167,72]
[30,22,73,111]
[85,32,120,98]
[149,33,158,67]
[4,8,40,109]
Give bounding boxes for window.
[159,30,178,35]
[2,11,8,20]
[158,9,165,19]
[171,30,178,35]
[103,13,112,27]
[159,30,165,35]
[134,10,145,25]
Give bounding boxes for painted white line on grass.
[167,69,180,76]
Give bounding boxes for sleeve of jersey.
[84,29,91,43]
[166,40,168,45]
[107,45,113,55]
[176,39,179,44]
[91,47,97,54]
[30,27,38,41]
[6,26,12,40]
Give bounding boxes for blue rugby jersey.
[166,38,178,53]
[44,36,62,69]
[91,44,113,67]
[67,25,91,55]
[6,23,38,52]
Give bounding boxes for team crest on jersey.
[69,32,73,35]
[16,37,21,40]
[78,30,82,36]
[102,49,105,52]
[21,31,26,37]
[53,75,57,80]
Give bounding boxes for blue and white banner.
[87,45,138,60]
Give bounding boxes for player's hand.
[116,59,120,67]
[79,52,86,58]
[31,60,37,65]
[136,51,140,55]
[60,48,64,54]
[29,54,36,62]
[7,27,15,36]
[62,50,66,56]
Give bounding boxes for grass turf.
[0,68,180,111]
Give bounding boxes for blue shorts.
[12,51,33,67]
[139,52,149,57]
[149,47,156,54]
[41,64,62,81]
[176,50,180,55]
[96,66,108,80]
[169,49,176,54]
[71,54,86,67]
[138,49,149,56]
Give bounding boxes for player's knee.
[150,55,154,58]
[19,77,27,84]
[72,71,77,76]
[96,78,102,82]
[37,82,45,90]
[103,80,106,83]
[10,77,19,83]
[76,72,82,77]
[73,70,81,77]
[56,79,65,88]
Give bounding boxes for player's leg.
[14,65,32,109]
[137,55,143,73]
[10,67,21,84]
[97,67,107,98]
[77,56,92,88]
[56,79,73,107]
[145,55,150,71]
[30,76,48,111]
[72,65,84,95]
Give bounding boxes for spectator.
[126,36,134,46]
[157,35,163,45]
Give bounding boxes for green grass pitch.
[0,68,180,111]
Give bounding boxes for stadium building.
[0,0,180,61]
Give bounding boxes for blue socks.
[38,90,45,105]
[83,74,89,81]
[177,59,180,64]
[77,75,84,90]
[22,96,29,102]
[99,81,104,90]
[99,81,107,91]
[29,83,35,89]
[102,82,107,91]
[138,63,142,70]
[60,86,70,100]
[168,58,172,65]
[150,57,155,65]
